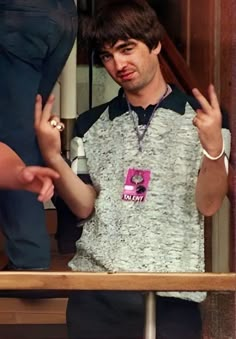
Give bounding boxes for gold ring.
[56,123,65,132]
[49,119,58,127]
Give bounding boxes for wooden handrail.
[0,272,235,291]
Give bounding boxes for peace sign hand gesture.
[192,84,223,157]
[34,94,64,164]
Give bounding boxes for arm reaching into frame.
[0,142,59,202]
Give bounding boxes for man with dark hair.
[35,0,230,338]
[0,0,77,269]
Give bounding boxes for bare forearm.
[196,156,228,216]
[46,154,96,219]
[0,165,25,189]
[0,143,25,189]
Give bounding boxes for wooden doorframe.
[219,0,236,273]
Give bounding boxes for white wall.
[76,65,120,114]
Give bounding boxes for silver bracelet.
[202,141,225,160]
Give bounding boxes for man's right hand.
[34,94,64,165]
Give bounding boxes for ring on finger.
[49,119,58,128]
[56,123,65,132]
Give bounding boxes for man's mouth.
[119,71,135,81]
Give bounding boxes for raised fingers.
[34,94,43,128]
[208,84,220,111]
[41,94,55,122]
[192,84,221,118]
[34,94,55,127]
[192,87,212,114]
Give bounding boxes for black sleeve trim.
[78,173,93,185]
[220,107,229,129]
[187,96,201,111]
[74,102,109,137]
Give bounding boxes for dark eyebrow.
[99,50,110,56]
[115,41,136,51]
[100,40,136,54]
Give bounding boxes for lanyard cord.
[126,85,170,152]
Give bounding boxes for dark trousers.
[66,291,202,339]
[0,0,78,268]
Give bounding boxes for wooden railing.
[0,272,235,291]
[0,272,235,339]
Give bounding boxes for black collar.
[108,84,200,121]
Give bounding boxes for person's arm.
[34,94,97,219]
[0,142,59,202]
[192,84,229,216]
[196,155,228,216]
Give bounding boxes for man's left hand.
[192,84,223,157]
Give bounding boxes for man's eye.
[123,47,133,53]
[100,54,111,62]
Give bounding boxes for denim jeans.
[0,0,78,269]
[66,291,202,339]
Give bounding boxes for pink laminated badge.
[122,168,151,202]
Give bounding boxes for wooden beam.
[161,33,198,95]
[0,298,67,324]
[0,272,235,291]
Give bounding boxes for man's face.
[99,39,161,94]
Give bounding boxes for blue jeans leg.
[0,0,78,269]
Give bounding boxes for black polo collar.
[108,84,200,121]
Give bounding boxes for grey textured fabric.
[69,100,230,303]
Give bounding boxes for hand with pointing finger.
[0,141,59,202]
[192,84,223,158]
[17,166,59,202]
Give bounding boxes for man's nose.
[114,56,126,70]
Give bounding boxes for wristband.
[202,141,225,160]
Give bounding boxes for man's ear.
[153,42,161,56]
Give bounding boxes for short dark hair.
[79,0,164,60]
